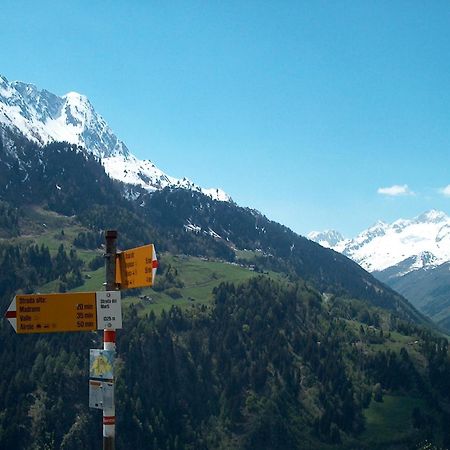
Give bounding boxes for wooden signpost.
[4,230,158,450]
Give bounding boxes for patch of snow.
[202,187,231,202]
[184,221,201,233]
[207,228,222,239]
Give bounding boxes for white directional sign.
[96,291,122,330]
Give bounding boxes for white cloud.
[439,185,450,197]
[377,184,414,196]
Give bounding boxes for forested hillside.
[2,275,450,449]
[0,131,425,322]
[0,132,449,449]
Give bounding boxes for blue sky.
[2,1,450,236]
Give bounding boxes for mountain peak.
[307,229,345,248]
[416,209,448,224]
[64,91,87,100]
[0,75,230,201]
[63,91,91,110]
[369,219,388,230]
[309,210,450,274]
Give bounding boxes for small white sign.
[89,380,114,410]
[89,380,103,409]
[96,291,122,330]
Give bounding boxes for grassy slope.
[5,205,95,263]
[114,254,280,316]
[362,394,425,447]
[15,206,280,316]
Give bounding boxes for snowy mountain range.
[308,210,450,275]
[308,210,450,330]
[0,74,229,201]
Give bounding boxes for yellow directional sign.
[5,291,123,334]
[8,292,97,334]
[115,244,158,289]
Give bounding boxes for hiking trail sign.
[115,243,158,289]
[5,291,122,334]
[3,232,158,450]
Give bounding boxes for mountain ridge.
[0,74,229,201]
[308,209,450,274]
[0,128,429,326]
[308,210,450,331]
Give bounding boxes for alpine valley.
[2,75,450,450]
[309,210,450,331]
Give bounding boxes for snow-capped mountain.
[310,210,450,331]
[307,230,344,248]
[0,74,229,201]
[308,210,450,274]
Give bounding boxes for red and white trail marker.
[5,296,17,332]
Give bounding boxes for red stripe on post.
[5,310,16,319]
[152,260,159,269]
[104,330,116,343]
[103,416,116,425]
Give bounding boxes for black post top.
[105,230,118,239]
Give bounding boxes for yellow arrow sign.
[5,291,122,334]
[6,292,96,334]
[115,244,158,289]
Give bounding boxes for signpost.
[103,230,118,450]
[115,244,158,289]
[4,230,158,450]
[5,291,122,334]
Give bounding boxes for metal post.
[105,230,117,291]
[104,230,117,450]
